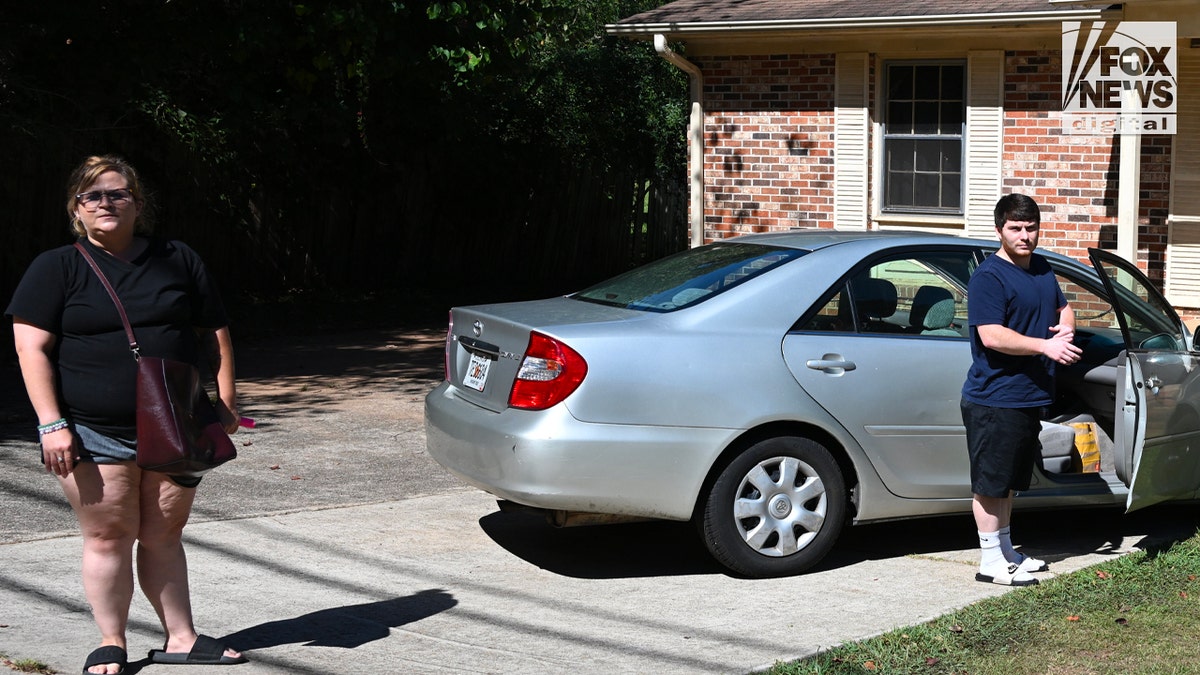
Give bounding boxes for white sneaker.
[976,562,1039,587]
[1013,553,1048,574]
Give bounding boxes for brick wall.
[693,50,1173,285]
[1002,51,1172,283]
[697,54,836,240]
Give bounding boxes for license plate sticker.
[463,352,492,392]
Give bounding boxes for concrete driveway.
[2,326,1198,674]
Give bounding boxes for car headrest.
[909,285,954,329]
[852,277,898,319]
[924,297,958,331]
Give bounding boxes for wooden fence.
[2,142,688,353]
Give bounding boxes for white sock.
[998,526,1022,563]
[978,530,1006,570]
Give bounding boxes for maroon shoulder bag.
[75,242,237,477]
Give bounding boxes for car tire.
[700,436,847,577]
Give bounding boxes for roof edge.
[605,7,1116,37]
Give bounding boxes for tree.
[0,1,686,298]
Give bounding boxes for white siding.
[1166,41,1200,306]
[834,52,869,230]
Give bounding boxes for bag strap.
[74,241,140,359]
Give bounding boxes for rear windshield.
[572,243,804,312]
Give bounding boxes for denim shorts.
[960,399,1042,498]
[73,423,138,463]
[68,424,201,488]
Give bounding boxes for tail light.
[443,311,453,381]
[508,332,587,410]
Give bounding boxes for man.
[961,193,1083,586]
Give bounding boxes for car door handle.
[806,358,857,373]
[1145,375,1162,394]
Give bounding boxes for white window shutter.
[835,52,869,230]
[1166,42,1200,307]
[965,51,1004,238]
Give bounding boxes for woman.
[6,156,247,675]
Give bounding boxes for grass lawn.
[770,531,1200,675]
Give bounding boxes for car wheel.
[700,436,847,577]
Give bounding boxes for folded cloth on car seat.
[1038,421,1076,474]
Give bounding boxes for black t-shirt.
[5,237,229,437]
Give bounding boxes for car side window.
[796,251,972,337]
[1057,273,1119,332]
[800,288,852,332]
[1053,266,1186,351]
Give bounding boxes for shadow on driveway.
[478,503,1200,580]
[221,589,458,650]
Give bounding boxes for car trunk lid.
[444,297,638,413]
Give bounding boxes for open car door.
[1089,249,1200,512]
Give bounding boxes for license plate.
[463,352,492,392]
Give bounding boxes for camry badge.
[472,320,483,337]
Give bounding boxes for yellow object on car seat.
[1071,422,1101,473]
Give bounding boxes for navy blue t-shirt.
[6,237,228,438]
[962,252,1066,408]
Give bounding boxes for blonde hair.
[65,155,151,236]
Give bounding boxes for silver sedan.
[425,231,1200,577]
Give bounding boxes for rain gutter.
[607,8,1114,37]
[654,34,705,249]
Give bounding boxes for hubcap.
[733,456,827,558]
[769,494,792,518]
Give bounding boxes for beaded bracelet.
[37,418,69,437]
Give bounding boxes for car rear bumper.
[424,382,736,521]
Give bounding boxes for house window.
[883,61,966,214]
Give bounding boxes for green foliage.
[770,531,1200,675]
[1,0,686,295]
[424,0,569,78]
[0,654,54,674]
[137,89,233,164]
[2,0,680,171]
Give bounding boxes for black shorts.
[960,399,1042,498]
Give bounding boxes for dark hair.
[65,155,153,236]
[993,193,1040,229]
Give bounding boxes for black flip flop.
[83,645,127,675]
[147,634,248,665]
